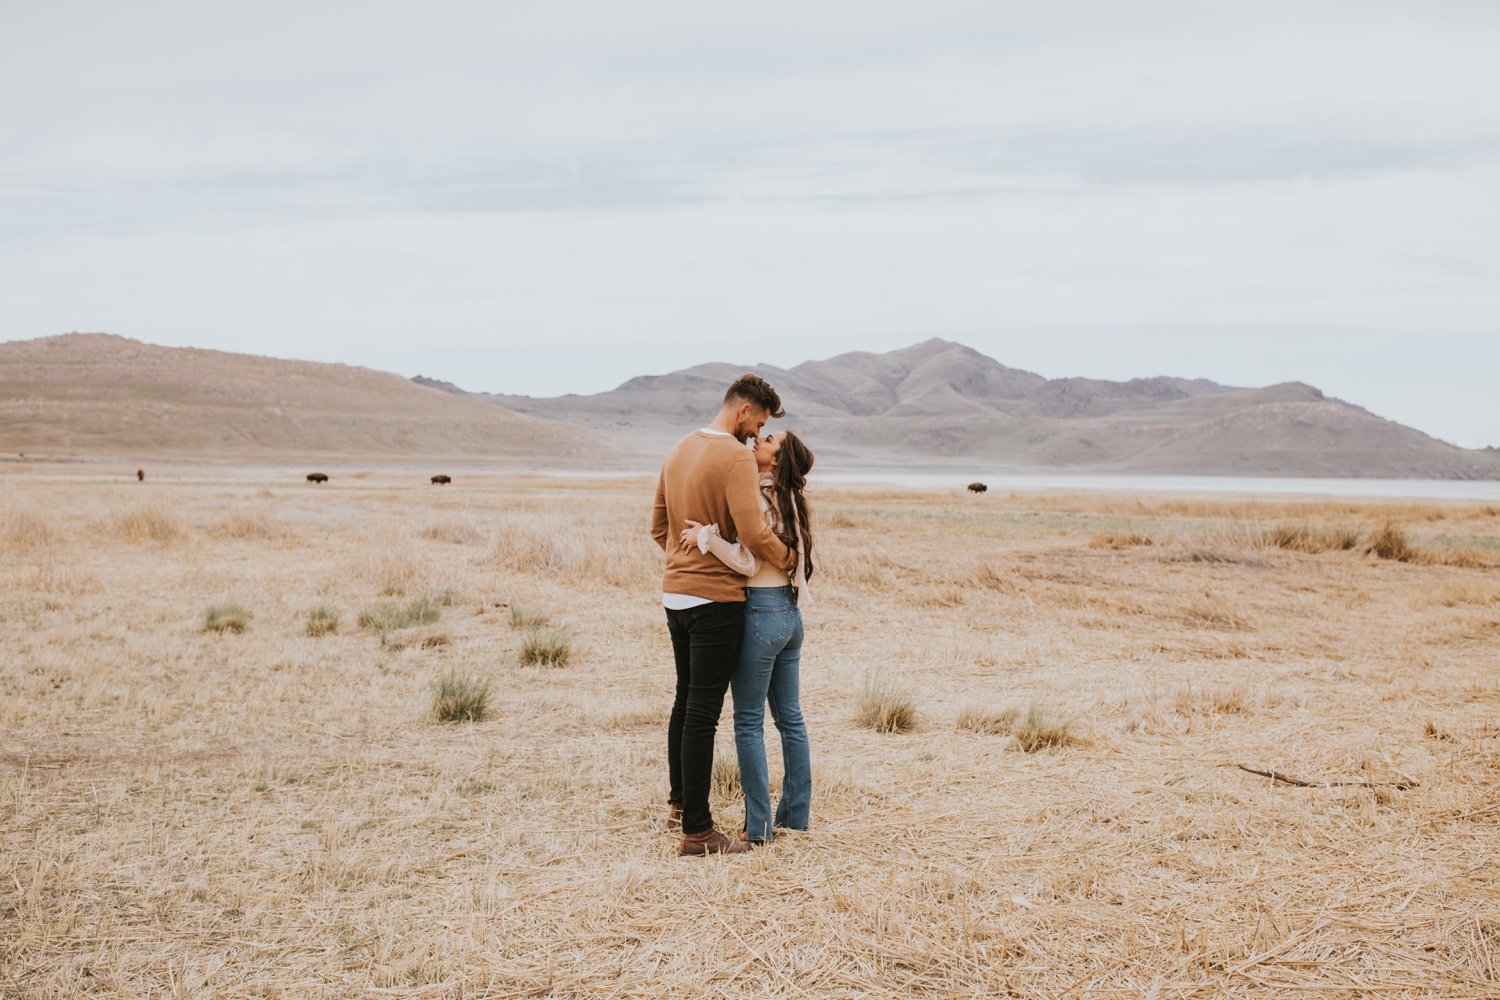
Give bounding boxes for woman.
[680,430,815,844]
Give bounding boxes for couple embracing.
[650,374,817,856]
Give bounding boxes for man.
[651,374,795,855]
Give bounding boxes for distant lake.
[807,471,1500,501]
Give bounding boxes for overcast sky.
[3,1,1498,447]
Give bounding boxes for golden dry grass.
[1267,521,1362,553]
[201,603,251,634]
[356,596,443,632]
[507,606,550,630]
[2,473,1500,996]
[1089,531,1154,549]
[1010,704,1085,753]
[854,673,919,733]
[302,604,340,637]
[1366,521,1417,562]
[955,705,1020,735]
[518,628,573,668]
[107,502,184,544]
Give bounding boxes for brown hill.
[466,339,1499,479]
[0,334,609,465]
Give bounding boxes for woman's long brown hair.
[770,431,815,581]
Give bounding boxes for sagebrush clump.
[508,606,549,629]
[304,604,340,636]
[1366,522,1415,562]
[433,670,492,723]
[1012,705,1083,752]
[520,628,572,667]
[203,604,251,634]
[358,597,441,632]
[856,675,917,733]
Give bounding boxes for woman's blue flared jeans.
[731,586,811,842]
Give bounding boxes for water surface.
[808,471,1500,501]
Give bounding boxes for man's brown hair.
[724,374,785,419]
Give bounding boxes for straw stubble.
[2,475,1498,996]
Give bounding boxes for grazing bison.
[430,474,452,485]
[136,469,145,482]
[306,472,328,484]
[967,482,988,493]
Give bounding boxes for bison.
[967,482,988,493]
[430,474,452,485]
[136,468,145,482]
[306,472,328,484]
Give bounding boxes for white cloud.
[2,0,1498,446]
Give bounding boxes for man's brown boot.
[663,804,683,832]
[678,827,752,856]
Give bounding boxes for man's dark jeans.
[666,600,745,836]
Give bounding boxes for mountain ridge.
[452,338,1498,479]
[2,333,1493,479]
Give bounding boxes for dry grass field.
[3,472,1499,998]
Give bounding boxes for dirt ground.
[3,471,1498,998]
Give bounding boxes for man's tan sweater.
[652,431,794,603]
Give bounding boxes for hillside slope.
[0,334,608,465]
